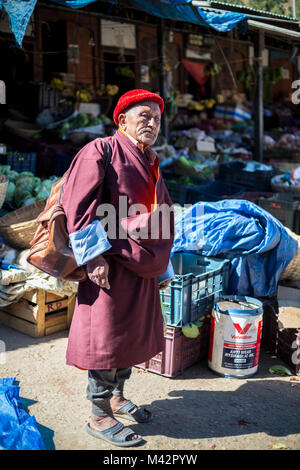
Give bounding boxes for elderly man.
[61,90,175,447]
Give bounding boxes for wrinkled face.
[118,101,161,147]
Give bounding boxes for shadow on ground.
[0,324,69,353]
[130,378,300,442]
[17,389,56,450]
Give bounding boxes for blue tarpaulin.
[51,0,100,7]
[0,378,45,450]
[0,0,248,46]
[171,200,298,298]
[125,0,248,32]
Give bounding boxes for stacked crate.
[258,193,300,235]
[136,253,230,377]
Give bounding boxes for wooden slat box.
[0,289,76,337]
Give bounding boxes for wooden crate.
[0,289,76,338]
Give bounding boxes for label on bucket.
[221,318,262,370]
[208,306,263,377]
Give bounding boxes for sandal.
[113,400,153,423]
[86,421,143,448]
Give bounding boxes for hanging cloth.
[181,59,210,95]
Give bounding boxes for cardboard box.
[196,140,216,153]
[78,102,101,117]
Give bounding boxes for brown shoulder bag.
[26,141,112,282]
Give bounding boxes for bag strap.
[57,140,111,208]
[102,140,112,174]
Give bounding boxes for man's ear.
[118,113,126,129]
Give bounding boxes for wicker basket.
[69,132,88,145]
[0,200,46,250]
[4,119,41,138]
[0,175,8,210]
[280,227,300,282]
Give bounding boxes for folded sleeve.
[69,220,112,267]
[157,259,175,283]
[61,139,110,265]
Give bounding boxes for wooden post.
[158,19,169,141]
[254,30,264,163]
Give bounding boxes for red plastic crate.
[136,317,211,378]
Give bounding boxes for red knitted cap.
[113,89,164,125]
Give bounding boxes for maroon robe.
[62,130,174,369]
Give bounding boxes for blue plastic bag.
[171,199,298,297]
[0,378,45,450]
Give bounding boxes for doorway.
[103,51,136,117]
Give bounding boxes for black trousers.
[86,368,132,416]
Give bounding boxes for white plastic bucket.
[208,296,263,378]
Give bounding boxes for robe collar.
[117,128,157,166]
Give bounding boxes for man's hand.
[159,279,172,290]
[87,254,110,289]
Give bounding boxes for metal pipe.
[158,18,169,140]
[254,29,264,163]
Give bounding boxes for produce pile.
[59,112,112,139]
[0,165,59,210]
[271,167,300,193]
[264,132,300,151]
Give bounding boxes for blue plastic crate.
[216,161,281,192]
[160,253,230,327]
[187,181,246,204]
[6,152,37,173]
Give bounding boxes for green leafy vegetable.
[269,365,293,376]
[182,323,200,338]
[4,181,16,202]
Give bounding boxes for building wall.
[36,6,100,87]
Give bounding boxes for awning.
[248,19,300,41]
[0,0,248,47]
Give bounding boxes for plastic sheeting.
[0,249,78,307]
[50,0,100,7]
[171,200,298,297]
[0,378,45,450]
[124,0,248,32]
[1,0,248,46]
[0,0,37,47]
[196,5,248,33]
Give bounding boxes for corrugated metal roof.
[193,1,297,21]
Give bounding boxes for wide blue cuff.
[158,259,175,284]
[69,220,112,267]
